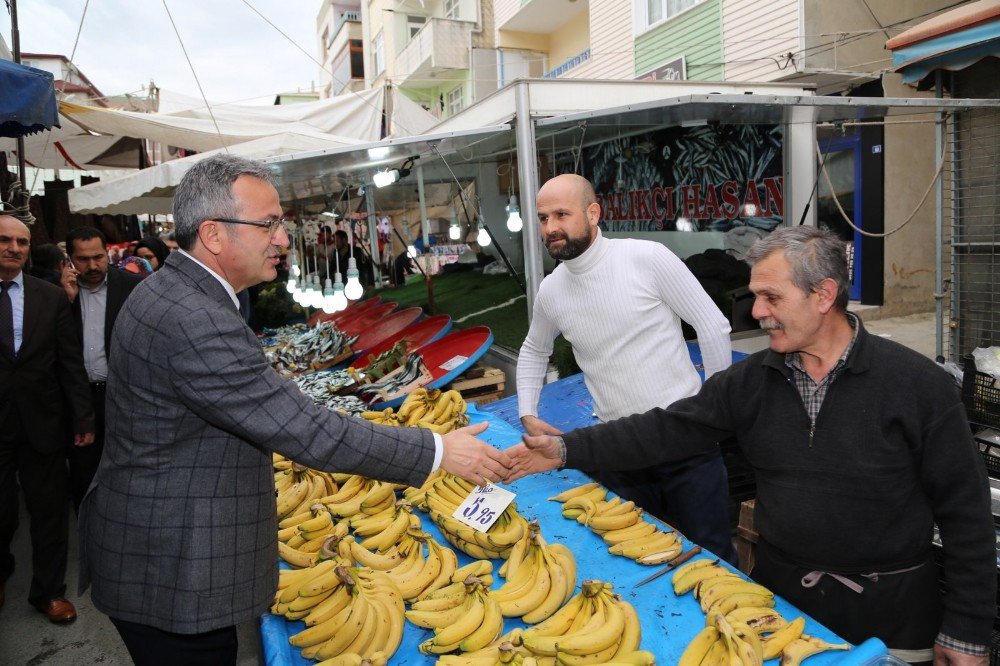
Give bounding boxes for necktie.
[0,281,14,359]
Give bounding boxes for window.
[640,0,703,29]
[444,0,459,19]
[372,31,384,76]
[349,40,364,79]
[407,15,426,39]
[446,86,464,117]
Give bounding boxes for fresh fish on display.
[359,352,425,400]
[262,321,358,374]
[291,369,368,416]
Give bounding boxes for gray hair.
[746,226,850,311]
[173,155,275,250]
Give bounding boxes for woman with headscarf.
[134,237,169,271]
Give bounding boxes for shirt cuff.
[935,632,988,657]
[430,433,444,472]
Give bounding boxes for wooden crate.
[735,499,757,575]
[449,366,505,406]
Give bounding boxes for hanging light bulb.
[407,244,417,258]
[505,194,522,233]
[332,272,348,311]
[310,276,325,309]
[286,274,297,293]
[448,222,461,240]
[292,280,307,305]
[344,258,364,300]
[322,278,336,313]
[289,249,301,277]
[476,219,492,247]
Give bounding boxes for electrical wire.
[161,0,227,153]
[815,128,947,239]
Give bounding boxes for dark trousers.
[68,383,105,513]
[592,451,737,565]
[111,617,238,666]
[752,539,940,665]
[0,407,69,606]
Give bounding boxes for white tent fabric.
[68,131,364,216]
[0,115,143,170]
[387,89,440,138]
[60,87,384,153]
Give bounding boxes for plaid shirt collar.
[785,312,860,420]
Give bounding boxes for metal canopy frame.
[261,82,1000,326]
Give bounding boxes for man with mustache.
[516,173,735,562]
[507,226,995,665]
[78,155,511,664]
[61,227,143,512]
[0,215,94,623]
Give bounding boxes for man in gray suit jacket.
[78,155,511,664]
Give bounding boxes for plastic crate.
[964,355,1000,429]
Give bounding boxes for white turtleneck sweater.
[517,230,732,423]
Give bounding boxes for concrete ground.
[0,310,938,665]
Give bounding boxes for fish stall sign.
[580,124,785,233]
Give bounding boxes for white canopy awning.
[68,131,364,216]
[0,114,144,170]
[60,87,385,153]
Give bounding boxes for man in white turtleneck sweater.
[517,174,736,562]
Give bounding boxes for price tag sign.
[452,483,515,532]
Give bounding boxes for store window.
[372,31,384,76]
[638,0,704,30]
[446,86,464,117]
[444,0,460,19]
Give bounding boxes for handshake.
[438,420,565,487]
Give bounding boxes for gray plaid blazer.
[78,251,435,633]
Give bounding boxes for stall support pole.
[10,0,27,191]
[365,188,383,287]
[416,164,430,249]
[515,82,543,320]
[934,71,945,362]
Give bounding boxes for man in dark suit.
[79,155,511,664]
[60,227,143,511]
[0,214,94,623]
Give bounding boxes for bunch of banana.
[278,564,405,663]
[489,522,576,623]
[550,483,683,566]
[340,527,460,602]
[672,559,850,665]
[278,504,350,556]
[518,579,644,664]
[425,474,527,559]
[275,460,339,521]
[360,407,403,427]
[403,573,505,655]
[320,477,398,519]
[402,468,445,510]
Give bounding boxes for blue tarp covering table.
[260,405,887,664]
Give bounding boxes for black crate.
[964,355,1000,430]
[980,441,1000,479]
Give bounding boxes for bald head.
[537,174,597,212]
[0,214,31,280]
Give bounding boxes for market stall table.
[260,408,888,665]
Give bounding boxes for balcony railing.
[543,48,590,78]
[394,18,473,84]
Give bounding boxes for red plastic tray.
[338,302,399,337]
[368,326,493,409]
[352,307,424,355]
[308,295,381,327]
[350,315,452,370]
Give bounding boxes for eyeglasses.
[212,217,290,237]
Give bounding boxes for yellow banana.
[602,520,658,545]
[279,541,317,568]
[417,540,458,600]
[405,592,473,629]
[360,507,411,552]
[521,549,566,624]
[779,635,850,665]
[291,596,356,648]
[424,589,488,654]
[613,599,642,657]
[459,591,505,653]
[761,616,805,660]
[497,553,551,617]
[556,592,626,656]
[609,531,677,559]
[547,543,577,605]
[673,562,730,595]
[636,544,684,565]
[588,509,643,532]
[311,592,371,659]
[304,584,353,626]
[700,580,773,613]
[707,592,776,617]
[548,482,600,503]
[726,607,787,633]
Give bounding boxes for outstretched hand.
[503,433,563,483]
[520,415,563,437]
[440,421,512,487]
